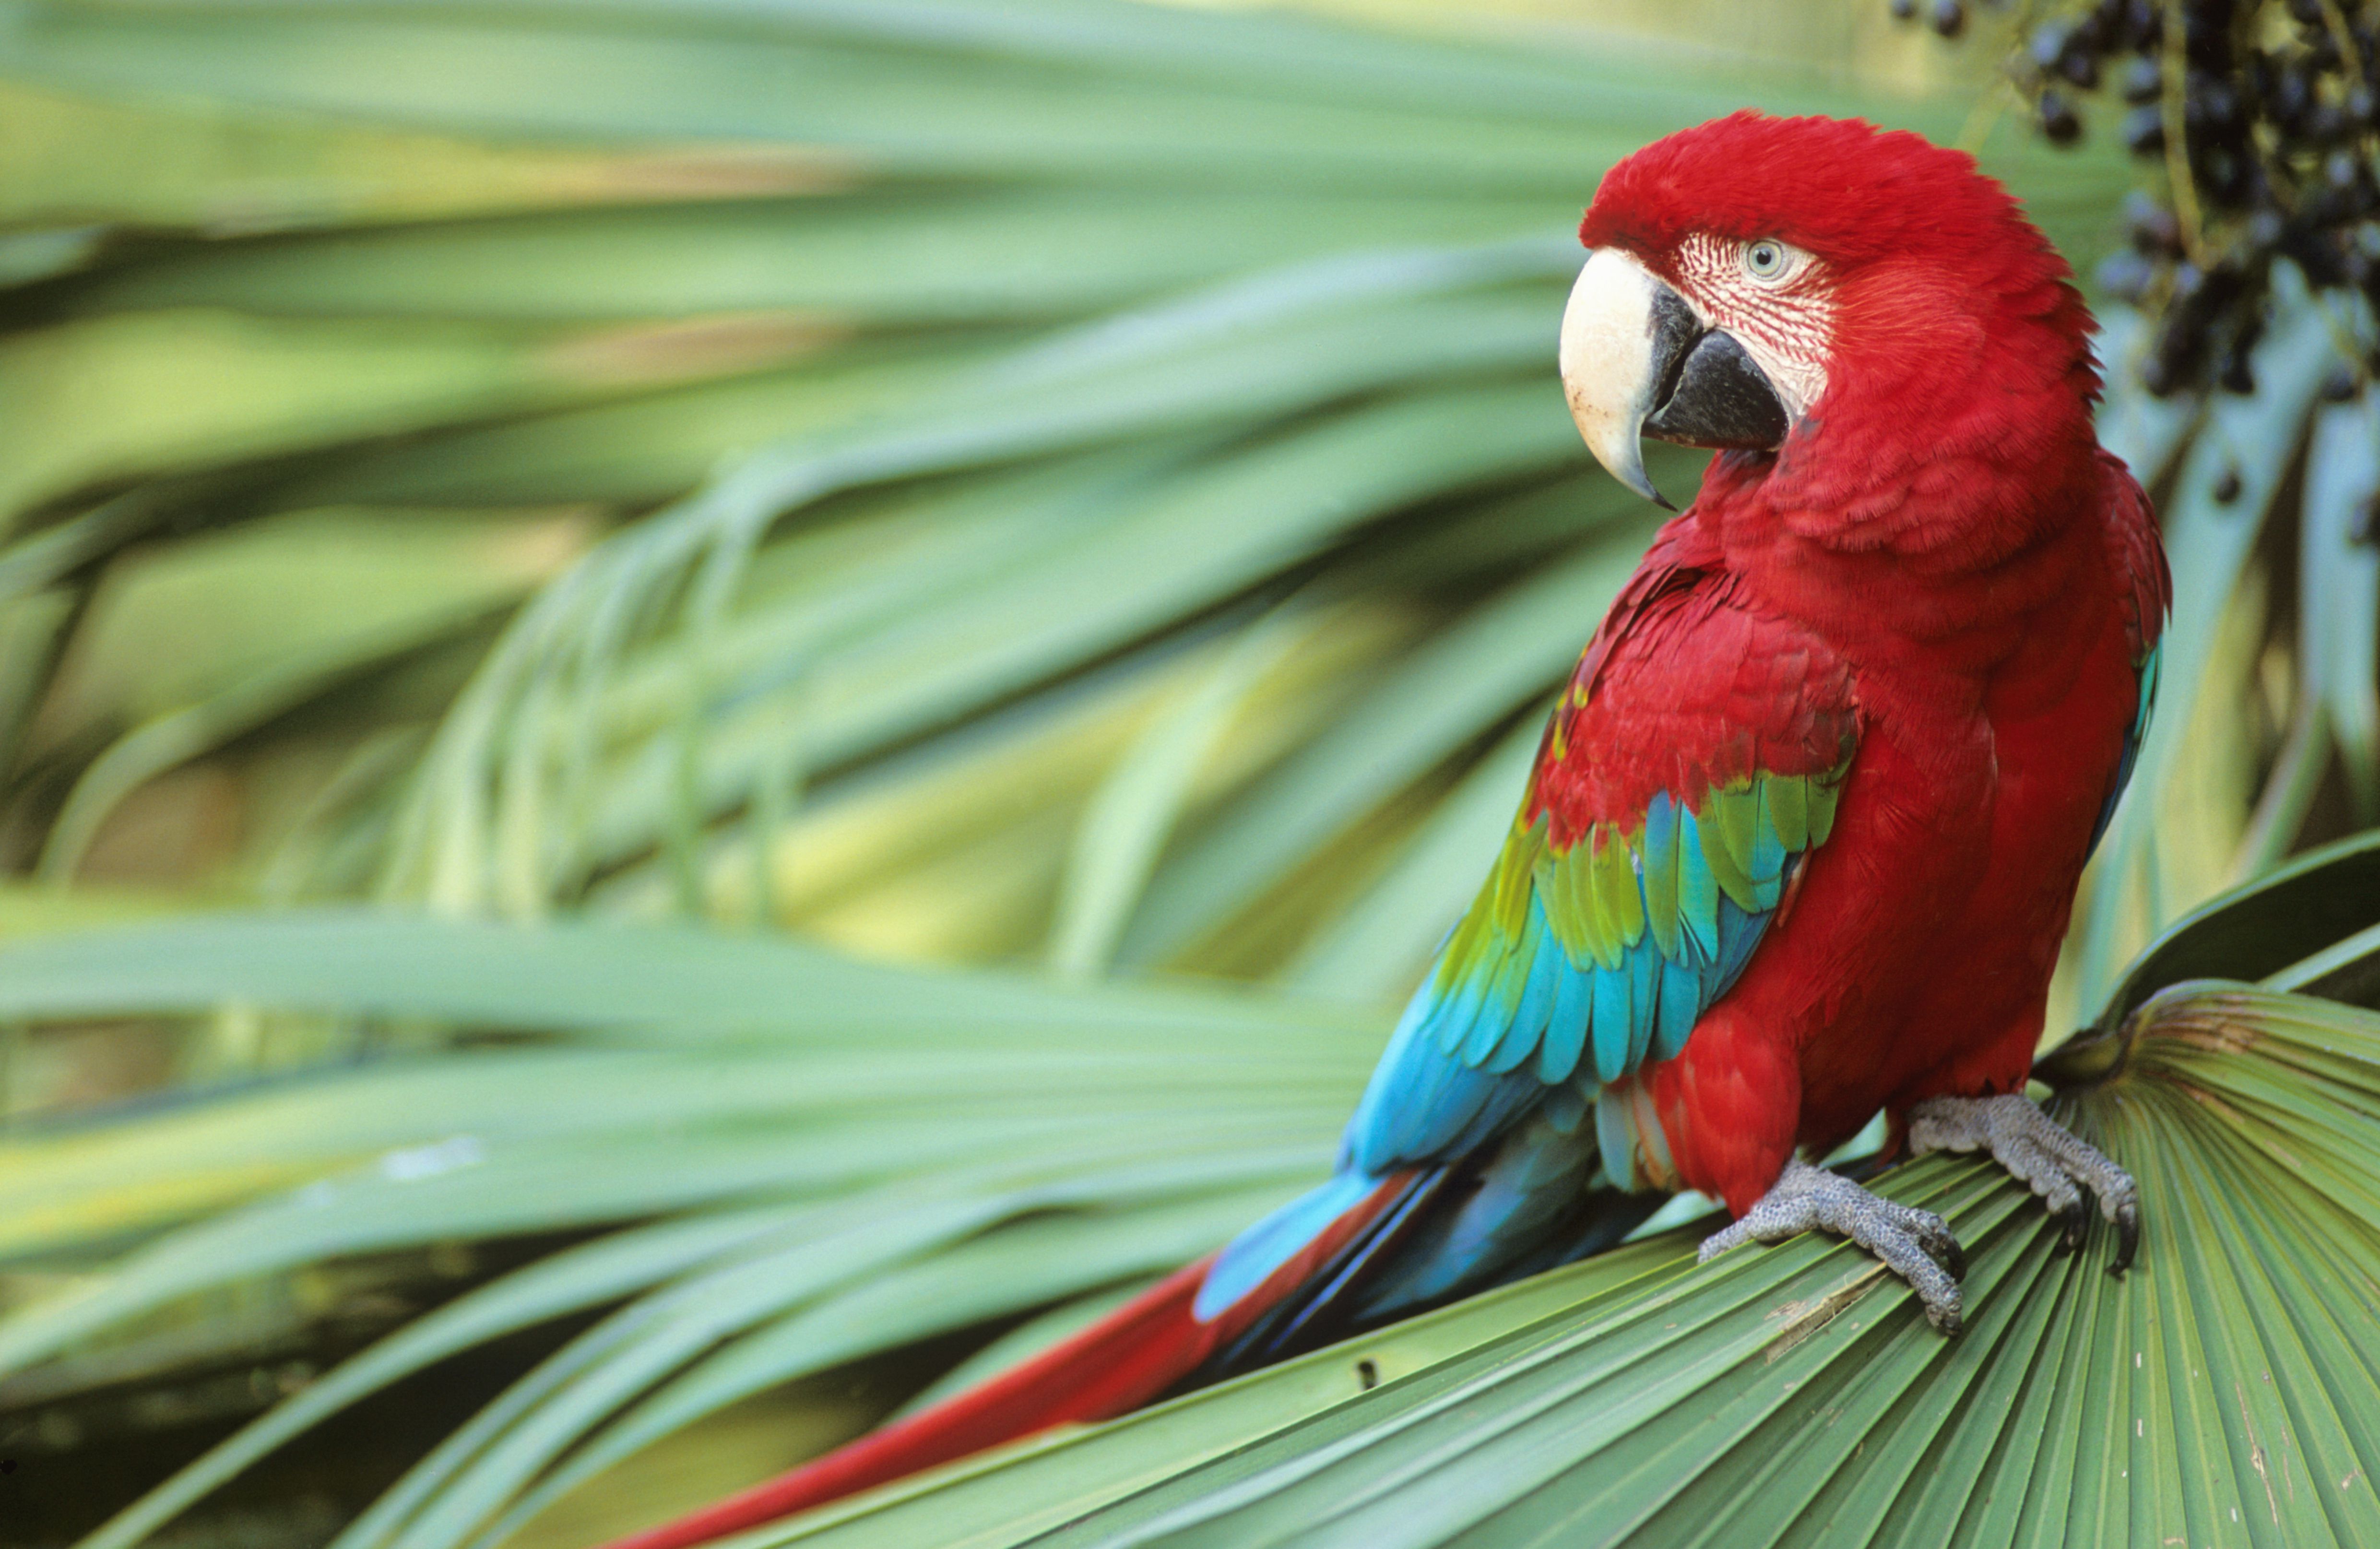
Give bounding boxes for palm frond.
[1,836,2372,1549]
[776,973,2380,1549]
[1,1,2376,1545]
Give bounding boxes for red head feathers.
[1561,111,2103,566]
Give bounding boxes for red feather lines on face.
[1580,112,2103,574]
[1671,231,1831,415]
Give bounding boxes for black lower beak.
[1641,287,1790,452]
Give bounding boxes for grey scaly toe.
[1699,1158,1967,1334]
[1907,1093,2139,1274]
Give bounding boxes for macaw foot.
[1907,1093,2139,1275]
[1697,1158,1967,1335]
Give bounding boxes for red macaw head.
[1560,112,2098,512]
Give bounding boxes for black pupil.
[1754,246,1774,269]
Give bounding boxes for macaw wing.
[1342,533,1859,1178]
[2086,451,2173,858]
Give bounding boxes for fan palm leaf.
[0,1,2374,1546]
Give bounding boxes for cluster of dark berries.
[1894,0,2380,398]
[1887,0,1977,39]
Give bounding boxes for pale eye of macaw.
[1741,238,1806,285]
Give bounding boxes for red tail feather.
[594,1170,1422,1549]
[593,1255,1222,1549]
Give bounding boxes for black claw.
[2056,1199,2090,1254]
[2108,1212,2140,1277]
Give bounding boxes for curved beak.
[1558,249,1789,511]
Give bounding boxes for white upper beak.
[1558,247,1674,510]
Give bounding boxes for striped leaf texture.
[0,0,2373,1546]
[0,835,2367,1549]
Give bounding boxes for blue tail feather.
[1194,1170,1385,1322]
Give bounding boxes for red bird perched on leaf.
[604,111,2167,1549]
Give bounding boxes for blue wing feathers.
[1589,956,1632,1084]
[1344,1003,1536,1173]
[1195,1169,1385,1321]
[1342,766,1847,1179]
[1487,912,1561,1076]
[1713,893,1764,999]
[1350,1114,1599,1315]
[1624,944,1659,1072]
[1538,958,1591,1083]
[1653,958,1700,1062]
[1458,968,1508,1067]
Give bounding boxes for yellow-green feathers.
[1420,764,1847,1092]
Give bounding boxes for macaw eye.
[1744,239,1792,281]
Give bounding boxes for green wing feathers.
[1421,765,1846,1094]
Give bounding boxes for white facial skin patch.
[1669,232,1832,423]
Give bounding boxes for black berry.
[1907,0,2380,397]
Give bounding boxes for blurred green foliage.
[0,1,2371,1547]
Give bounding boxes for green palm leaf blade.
[0,910,1375,1326]
[1112,512,1660,969]
[2297,391,2380,826]
[0,0,2084,196]
[0,0,2368,1543]
[8,833,2373,1549]
[375,1186,1305,1549]
[2050,827,2380,1073]
[747,986,2380,1549]
[553,370,1587,882]
[0,906,1373,1043]
[62,190,1563,325]
[0,0,2134,941]
[0,73,846,238]
[0,308,720,531]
